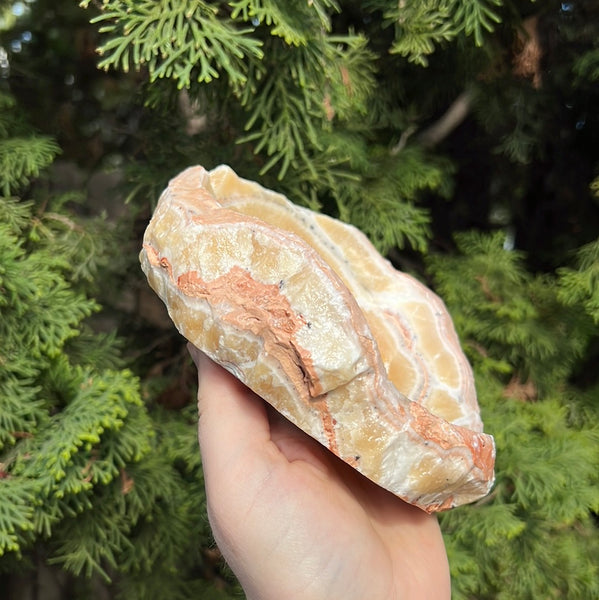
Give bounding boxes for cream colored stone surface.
[140,165,495,512]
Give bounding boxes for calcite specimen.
[140,165,495,512]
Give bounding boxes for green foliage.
[428,231,594,391]
[230,0,340,45]
[82,0,264,90]
[453,0,502,47]
[0,214,97,362]
[558,238,599,324]
[367,0,502,66]
[574,48,599,82]
[442,384,599,599]
[2,1,598,599]
[78,0,467,254]
[329,145,452,253]
[385,0,456,66]
[236,34,377,181]
[0,91,60,196]
[0,198,152,563]
[430,234,599,599]
[0,136,60,195]
[0,94,224,598]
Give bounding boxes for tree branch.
[417,89,472,148]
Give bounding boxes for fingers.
[188,345,285,494]
[189,345,268,451]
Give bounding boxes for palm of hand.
[192,347,451,600]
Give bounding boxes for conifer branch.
[374,0,502,65]
[81,0,264,90]
[0,137,60,196]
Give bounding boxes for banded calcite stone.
[140,165,495,512]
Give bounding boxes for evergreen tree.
[1,0,597,598]
[428,231,599,599]
[0,92,233,598]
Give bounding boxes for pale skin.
[189,345,451,600]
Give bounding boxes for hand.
[189,346,451,600]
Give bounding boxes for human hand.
[189,345,451,600]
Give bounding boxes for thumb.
[187,344,273,481]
